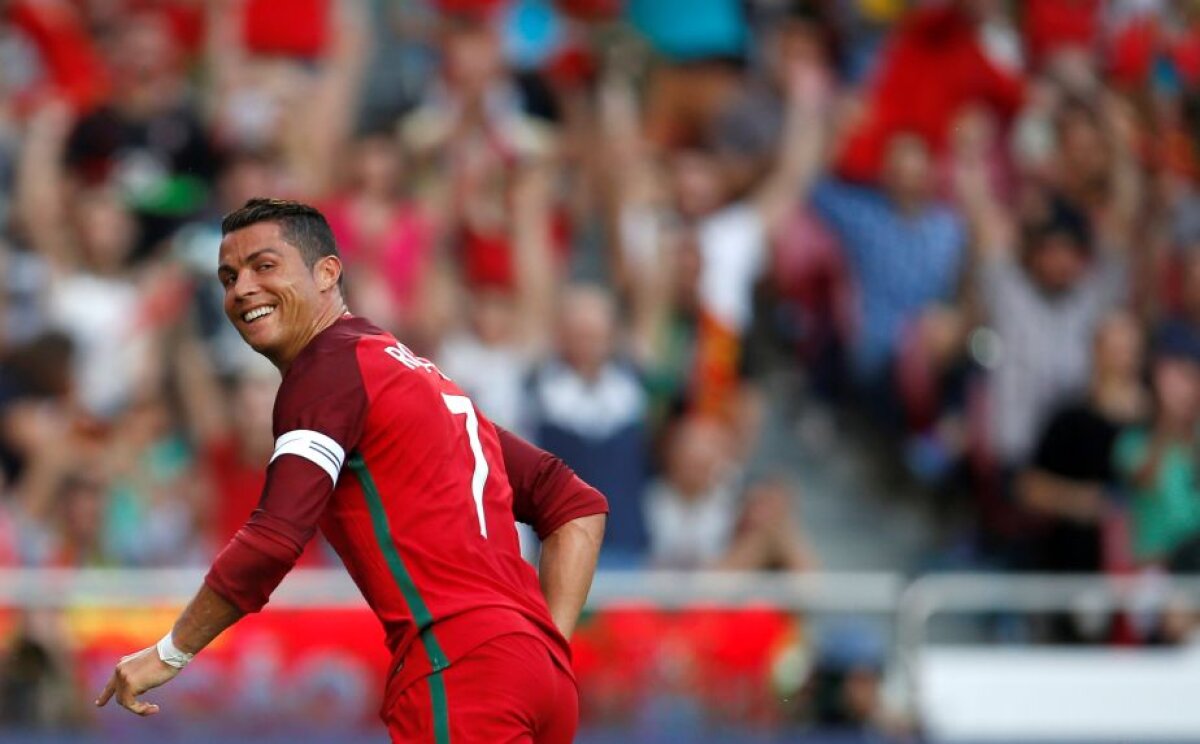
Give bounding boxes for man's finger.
[126,700,161,717]
[113,672,162,716]
[116,681,142,715]
[95,676,117,707]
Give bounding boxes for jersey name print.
[384,341,445,377]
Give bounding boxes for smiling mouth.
[242,306,276,323]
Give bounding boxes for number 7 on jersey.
[442,394,490,538]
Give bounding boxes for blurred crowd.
[0,0,834,578]
[6,0,1200,727]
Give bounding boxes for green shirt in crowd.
[1114,428,1200,562]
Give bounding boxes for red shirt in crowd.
[837,5,1025,183]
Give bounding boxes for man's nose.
[232,270,260,300]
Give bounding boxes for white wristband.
[156,632,195,669]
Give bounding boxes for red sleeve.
[205,338,368,614]
[9,0,109,114]
[498,427,608,540]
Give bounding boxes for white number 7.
[442,394,489,538]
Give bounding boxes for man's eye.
[257,263,274,272]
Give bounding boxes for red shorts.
[384,632,578,743]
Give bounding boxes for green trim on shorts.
[427,669,451,744]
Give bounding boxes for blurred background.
[2,0,1200,742]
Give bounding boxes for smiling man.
[96,199,607,743]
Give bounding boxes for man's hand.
[95,646,180,717]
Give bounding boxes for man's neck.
[889,192,926,217]
[273,302,349,375]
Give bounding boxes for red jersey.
[205,316,607,706]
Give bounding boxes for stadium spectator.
[809,129,967,411]
[801,622,892,733]
[2,0,110,116]
[835,0,1025,182]
[527,284,649,562]
[400,9,558,289]
[719,475,818,572]
[0,625,80,728]
[954,94,1140,470]
[1154,250,1200,359]
[643,416,741,569]
[101,392,206,567]
[64,9,215,258]
[1019,311,1149,575]
[7,404,112,568]
[711,2,831,181]
[14,100,168,420]
[322,132,431,336]
[204,0,368,196]
[1115,334,1200,570]
[644,417,813,570]
[709,4,851,394]
[435,162,556,432]
[633,0,748,150]
[613,50,829,424]
[0,332,73,485]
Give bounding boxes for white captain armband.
[270,429,346,483]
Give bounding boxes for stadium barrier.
[1,569,1199,743]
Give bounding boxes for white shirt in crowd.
[436,333,533,436]
[643,478,740,569]
[48,273,150,418]
[980,248,1127,464]
[528,359,646,440]
[696,203,768,333]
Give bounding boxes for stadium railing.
[2,569,1199,743]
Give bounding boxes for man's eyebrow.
[217,247,283,275]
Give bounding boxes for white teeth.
[242,306,275,322]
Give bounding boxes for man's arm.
[97,343,368,717]
[93,581,245,714]
[171,584,246,652]
[95,456,340,716]
[752,57,831,234]
[538,514,606,639]
[951,107,1015,264]
[1097,92,1142,248]
[1017,469,1107,523]
[498,427,608,639]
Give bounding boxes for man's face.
[1094,312,1143,380]
[881,133,932,207]
[217,222,326,365]
[1028,234,1087,294]
[670,150,725,219]
[559,290,615,376]
[442,23,501,99]
[1154,357,1200,423]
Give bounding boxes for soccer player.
[95,199,608,743]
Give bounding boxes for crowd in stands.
[4,0,1200,729]
[0,0,832,577]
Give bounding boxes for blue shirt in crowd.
[527,359,650,562]
[812,179,966,384]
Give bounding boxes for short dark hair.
[1023,195,1092,256]
[221,198,343,288]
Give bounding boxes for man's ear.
[316,255,343,293]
